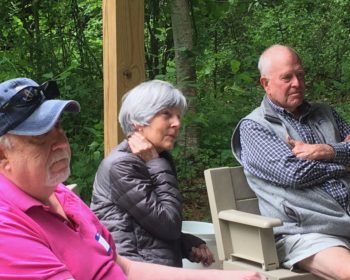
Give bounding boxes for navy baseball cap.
[0,77,80,136]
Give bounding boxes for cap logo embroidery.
[22,88,36,102]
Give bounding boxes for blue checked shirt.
[240,99,350,210]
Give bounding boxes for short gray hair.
[258,44,301,76]
[0,134,13,150]
[119,80,187,135]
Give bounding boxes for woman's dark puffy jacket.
[90,140,204,267]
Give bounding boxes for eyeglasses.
[0,80,60,113]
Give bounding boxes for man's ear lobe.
[0,146,5,160]
[0,146,10,171]
[260,76,269,89]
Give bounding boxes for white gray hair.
[118,80,187,135]
[0,134,13,150]
[258,44,302,76]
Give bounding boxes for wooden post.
[102,0,145,156]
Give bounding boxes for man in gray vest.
[232,44,350,279]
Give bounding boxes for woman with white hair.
[91,80,214,267]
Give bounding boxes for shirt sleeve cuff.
[330,142,350,163]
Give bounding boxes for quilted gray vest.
[231,96,350,238]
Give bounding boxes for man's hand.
[127,132,159,161]
[188,244,215,266]
[287,137,334,160]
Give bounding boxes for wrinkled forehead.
[267,53,303,76]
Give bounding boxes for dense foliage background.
[2,0,350,220]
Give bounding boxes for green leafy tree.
[2,0,350,219]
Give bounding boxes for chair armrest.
[218,209,281,270]
[218,209,282,228]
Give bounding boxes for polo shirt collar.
[0,174,57,212]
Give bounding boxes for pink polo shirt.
[0,174,127,280]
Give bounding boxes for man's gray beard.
[47,167,71,187]
[46,151,71,186]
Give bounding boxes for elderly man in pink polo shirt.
[0,77,265,280]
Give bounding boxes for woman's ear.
[133,123,143,132]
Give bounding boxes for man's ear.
[260,76,269,90]
[0,145,10,172]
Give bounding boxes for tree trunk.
[170,0,197,148]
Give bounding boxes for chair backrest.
[228,166,260,214]
[204,166,259,260]
[205,166,259,214]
